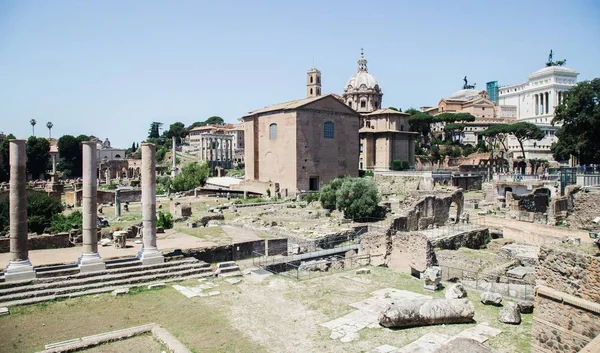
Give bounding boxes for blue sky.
[1,0,599,147]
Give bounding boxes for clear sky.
[1,0,599,147]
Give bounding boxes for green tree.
[0,192,63,234]
[0,133,16,182]
[156,211,174,229]
[407,109,435,146]
[30,119,37,136]
[170,161,211,192]
[205,116,224,125]
[148,122,163,139]
[319,177,345,210]
[26,136,50,179]
[334,178,381,220]
[509,122,545,159]
[444,123,465,142]
[46,122,54,138]
[552,78,600,164]
[57,135,85,178]
[50,211,82,233]
[163,122,187,145]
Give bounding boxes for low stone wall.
[0,233,71,253]
[174,238,287,263]
[391,189,464,232]
[359,231,437,274]
[429,228,489,250]
[531,246,600,352]
[65,189,142,207]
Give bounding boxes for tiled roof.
[363,108,409,116]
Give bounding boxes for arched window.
[324,122,334,139]
[269,123,277,140]
[310,76,313,83]
[310,88,313,95]
[360,100,366,108]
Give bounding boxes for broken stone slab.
[147,283,166,290]
[0,307,9,316]
[480,291,503,306]
[356,268,371,275]
[112,288,129,296]
[207,291,220,296]
[422,266,442,291]
[517,301,534,314]
[433,337,493,353]
[506,266,535,279]
[498,302,521,324]
[225,278,241,285]
[378,299,475,328]
[445,283,467,299]
[370,344,399,353]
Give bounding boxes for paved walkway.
[0,231,215,270]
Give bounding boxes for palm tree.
[30,119,37,136]
[46,122,54,138]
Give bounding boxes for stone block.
[0,307,9,316]
[480,291,503,306]
[422,266,442,291]
[112,288,129,296]
[517,301,534,314]
[356,268,371,275]
[445,283,467,299]
[498,302,521,324]
[156,227,165,234]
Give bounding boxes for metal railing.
[439,264,535,300]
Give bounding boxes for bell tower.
[306,67,321,98]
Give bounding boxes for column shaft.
[78,141,105,272]
[4,140,36,281]
[137,143,164,265]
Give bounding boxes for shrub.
[335,178,381,220]
[157,211,173,229]
[303,192,320,203]
[50,211,83,233]
[171,162,210,192]
[319,177,345,210]
[390,160,410,171]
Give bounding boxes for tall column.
[3,140,36,281]
[137,143,164,265]
[78,141,105,272]
[170,136,178,177]
[51,154,57,174]
[534,94,538,115]
[229,139,233,168]
[541,93,545,114]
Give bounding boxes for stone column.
[3,140,36,281]
[51,154,57,174]
[171,136,178,177]
[78,142,106,272]
[115,189,121,217]
[137,143,164,265]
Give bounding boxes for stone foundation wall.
[359,231,437,273]
[0,232,71,253]
[175,238,287,263]
[531,246,600,352]
[392,189,464,231]
[65,189,142,207]
[429,228,489,250]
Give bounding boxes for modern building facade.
[242,94,360,194]
[499,60,579,160]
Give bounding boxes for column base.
[4,259,36,282]
[137,247,164,266]
[77,253,106,273]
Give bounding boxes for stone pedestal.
[137,143,164,265]
[422,266,442,291]
[78,141,106,273]
[4,140,35,281]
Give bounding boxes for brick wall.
[532,246,600,352]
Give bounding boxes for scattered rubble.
[480,291,503,306]
[498,302,521,324]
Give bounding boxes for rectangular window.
[324,122,334,139]
[359,143,363,152]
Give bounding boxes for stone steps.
[0,272,209,308]
[0,261,211,297]
[0,258,213,307]
[0,258,202,290]
[215,261,242,278]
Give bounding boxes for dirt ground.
[0,266,532,353]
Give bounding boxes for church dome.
[448,88,480,100]
[344,50,381,92]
